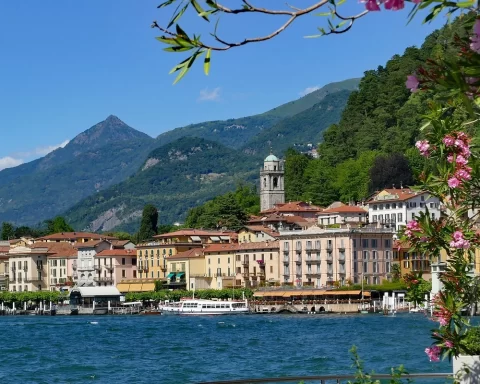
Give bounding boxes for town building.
[392,241,432,281]
[247,213,311,231]
[367,188,441,231]
[165,248,204,290]
[260,152,285,212]
[238,226,278,243]
[75,240,111,287]
[8,245,50,292]
[95,248,137,287]
[0,241,10,291]
[39,242,78,291]
[260,201,322,219]
[317,203,368,227]
[278,226,395,287]
[34,231,117,244]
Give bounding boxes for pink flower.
[470,19,480,53]
[406,75,419,92]
[455,154,468,166]
[415,140,430,156]
[450,231,470,249]
[443,135,455,146]
[455,168,472,181]
[438,317,449,326]
[445,340,454,349]
[447,154,454,163]
[363,0,381,10]
[448,177,461,188]
[384,0,405,10]
[406,220,421,231]
[425,346,441,362]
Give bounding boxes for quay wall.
[253,303,361,313]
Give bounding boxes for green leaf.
[158,0,176,8]
[167,4,189,29]
[163,46,195,52]
[191,0,209,21]
[204,48,211,75]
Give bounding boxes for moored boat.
[160,299,249,315]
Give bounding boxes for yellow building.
[0,241,10,290]
[203,244,239,289]
[393,241,432,280]
[166,249,205,290]
[135,229,235,290]
[34,232,117,244]
[238,226,278,243]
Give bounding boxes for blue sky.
[0,0,446,170]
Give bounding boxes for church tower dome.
[260,150,285,212]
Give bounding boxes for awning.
[167,272,176,279]
[117,283,130,292]
[220,236,230,240]
[176,272,185,278]
[210,236,220,241]
[190,236,201,241]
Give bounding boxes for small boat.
[140,309,162,315]
[160,299,249,315]
[410,307,425,313]
[93,308,109,315]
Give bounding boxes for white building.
[75,240,111,287]
[8,246,49,292]
[260,152,285,212]
[317,203,368,226]
[367,188,441,231]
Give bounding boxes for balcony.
[295,248,302,254]
[283,257,289,264]
[282,271,290,277]
[326,245,333,252]
[326,255,333,263]
[94,265,101,271]
[143,266,149,272]
[283,249,289,254]
[105,265,114,272]
[305,271,321,277]
[95,276,114,282]
[25,276,42,283]
[72,271,78,278]
[23,266,28,272]
[338,244,345,251]
[295,258,302,265]
[160,266,167,272]
[309,258,321,264]
[72,262,77,270]
[339,254,345,262]
[136,264,143,271]
[242,260,249,266]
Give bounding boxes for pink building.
[278,226,394,287]
[95,249,137,287]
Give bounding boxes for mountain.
[241,90,351,155]
[64,137,258,233]
[0,116,155,225]
[154,79,360,150]
[1,79,358,228]
[64,89,356,232]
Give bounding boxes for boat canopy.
[253,290,371,297]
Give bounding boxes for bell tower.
[260,150,285,212]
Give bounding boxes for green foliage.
[460,327,480,355]
[0,290,68,304]
[391,264,402,283]
[44,216,74,234]
[369,153,414,193]
[137,204,159,242]
[403,272,432,307]
[347,346,412,384]
[335,280,407,292]
[124,288,253,302]
[284,149,311,201]
[1,222,15,240]
[103,231,133,241]
[184,184,256,230]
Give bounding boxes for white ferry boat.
[160,299,249,315]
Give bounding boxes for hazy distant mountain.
[0,116,155,224]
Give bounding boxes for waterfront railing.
[197,372,451,384]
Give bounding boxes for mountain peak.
[105,115,123,124]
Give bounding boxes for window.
[208,258,211,265]
[372,262,378,273]
[391,213,396,222]
[217,258,220,264]
[353,251,357,260]
[122,270,126,278]
[253,254,256,261]
[411,213,415,220]
[392,203,396,209]
[373,205,378,210]
[362,239,368,248]
[421,195,425,201]
[122,258,126,265]
[372,251,378,259]
[371,239,378,248]
[386,251,391,259]
[386,262,391,273]
[386,204,390,209]
[270,266,273,273]
[379,214,384,223]
[373,215,377,222]
[236,255,241,261]
[432,213,436,220]
[398,203,403,208]
[133,270,137,278]
[270,253,273,260]
[430,203,435,208]
[353,239,357,248]
[284,241,289,251]
[397,213,403,222]
[379,204,384,210]
[363,262,368,273]
[363,251,369,260]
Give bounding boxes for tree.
[137,204,159,242]
[391,263,402,283]
[284,148,311,202]
[44,217,74,235]
[369,153,414,193]
[403,272,431,308]
[1,222,15,240]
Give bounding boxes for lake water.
[0,313,451,383]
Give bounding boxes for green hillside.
[154,79,360,150]
[0,116,156,225]
[242,90,351,155]
[64,137,259,233]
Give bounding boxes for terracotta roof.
[393,240,411,250]
[318,204,368,214]
[96,249,136,257]
[367,188,428,203]
[204,241,279,253]
[154,229,233,238]
[109,240,131,248]
[35,232,117,241]
[243,225,279,237]
[261,201,322,214]
[168,248,204,259]
[32,242,78,257]
[248,214,308,224]
[0,246,10,253]
[74,240,105,248]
